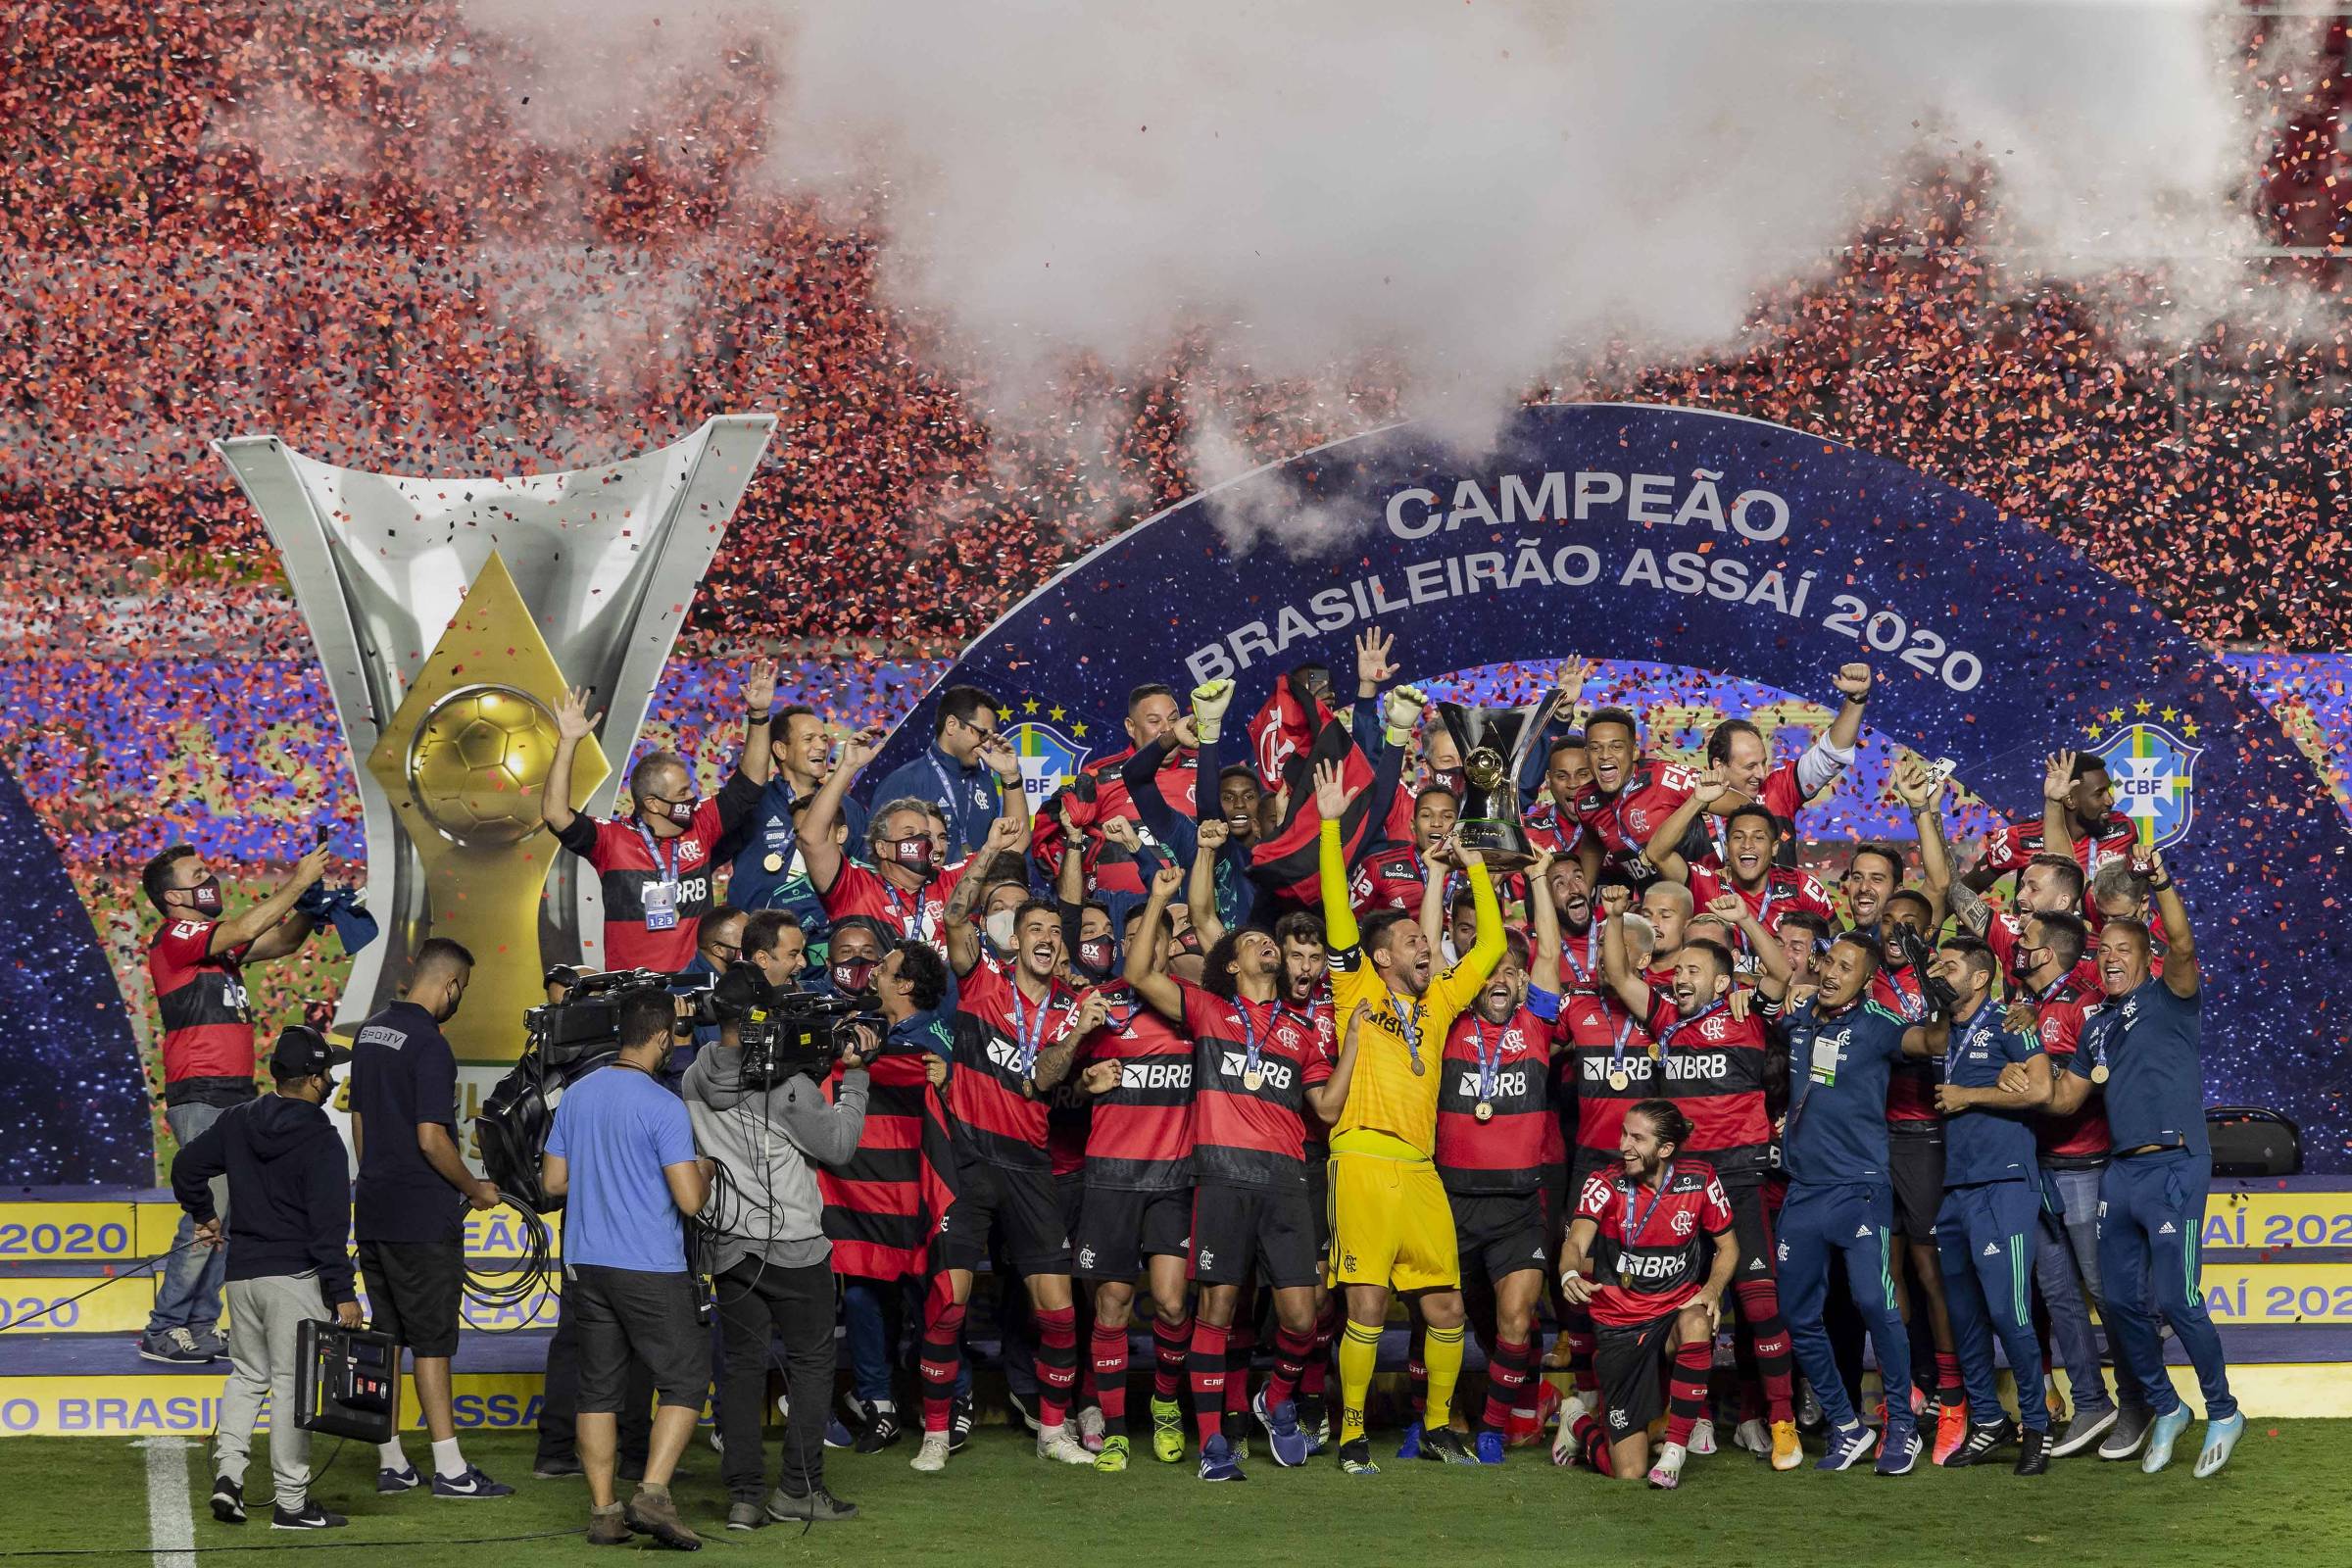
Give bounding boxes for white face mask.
[985,909,1018,952]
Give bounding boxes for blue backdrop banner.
[871,403,2352,1171]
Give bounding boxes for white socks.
[377,1439,409,1472]
[431,1437,467,1480]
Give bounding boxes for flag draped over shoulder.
[1247,667,1382,905]
[818,1050,958,1281]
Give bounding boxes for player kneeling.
[1551,1101,1735,1491]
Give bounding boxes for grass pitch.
[1,1420,2343,1566]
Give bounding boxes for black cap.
[270,1025,351,1078]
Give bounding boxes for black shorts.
[1448,1189,1550,1284]
[937,1158,1072,1276]
[1190,1181,1318,1290]
[1072,1185,1193,1280]
[1594,1312,1679,1440]
[1056,1169,1085,1234]
[1305,1146,1332,1255]
[1719,1176,1778,1282]
[357,1239,464,1358]
[1889,1126,1945,1240]
[567,1263,706,1412]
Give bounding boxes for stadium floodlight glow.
[212,416,776,1062]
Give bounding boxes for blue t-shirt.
[349,1001,464,1245]
[867,744,1001,860]
[547,1063,699,1272]
[1781,998,1911,1188]
[1940,1001,2041,1186]
[2070,977,2206,1158]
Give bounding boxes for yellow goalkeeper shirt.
[1318,818,1505,1159]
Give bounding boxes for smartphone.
[316,823,332,848]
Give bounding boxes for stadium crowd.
[157,635,2243,1543]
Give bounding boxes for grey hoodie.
[682,1043,867,1274]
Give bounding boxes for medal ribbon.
[632,821,680,894]
[1008,984,1055,1077]
[1471,1018,1504,1102]
[1233,999,1266,1084]
[1623,1161,1677,1258]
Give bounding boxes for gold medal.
[1607,1068,1630,1093]
[1617,1270,1633,1289]
[762,852,784,873]
[1411,1055,1426,1076]
[2090,1063,2110,1085]
[1474,1101,1494,1123]
[1243,1068,1264,1092]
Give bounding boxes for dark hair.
[615,991,675,1054]
[896,942,951,1011]
[1684,938,1737,983]
[2100,915,2154,955]
[702,903,745,934]
[410,937,474,983]
[1938,933,1998,986]
[1827,929,1882,976]
[934,684,1001,738]
[1201,929,1248,1000]
[1415,784,1461,810]
[1626,1099,1692,1152]
[1705,717,1764,768]
[2028,908,2088,972]
[1885,888,1934,924]
[2025,853,2086,904]
[828,915,892,958]
[1012,897,1061,934]
[770,703,819,737]
[629,751,690,803]
[2070,753,2109,782]
[743,908,803,959]
[1584,707,1641,745]
[1448,885,1480,915]
[1126,682,1177,715]
[1360,908,1416,960]
[272,1065,323,1091]
[1850,841,1907,882]
[1723,802,1781,840]
[1498,927,1532,973]
[1545,733,1587,765]
[1779,908,1833,948]
[140,845,198,911]
[1218,762,1261,792]
[1273,910,1326,949]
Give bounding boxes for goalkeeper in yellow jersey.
[1312,754,1506,1475]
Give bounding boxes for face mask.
[831,957,879,997]
[984,909,1018,952]
[644,796,697,828]
[1426,766,1466,800]
[1076,937,1119,978]
[886,837,938,876]
[1171,928,1203,959]
[187,876,223,917]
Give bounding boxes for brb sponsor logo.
[1219,1053,1294,1090]
[1662,1053,1728,1082]
[1120,1060,1193,1091]
[1616,1250,1681,1282]
[1456,1069,1532,1099]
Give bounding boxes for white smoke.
[464,0,2263,456]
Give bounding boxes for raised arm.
[1643,765,1729,883]
[1417,840,1452,949]
[801,729,877,896]
[1314,759,1363,953]
[2149,849,2198,998]
[2041,749,2078,865]
[1304,1001,1365,1123]
[1596,887,1651,1017]
[737,658,777,790]
[216,842,330,958]
[1705,891,1789,1000]
[1429,849,1506,1011]
[1188,817,1230,950]
[1124,865,1190,1020]
[1886,758,1959,935]
[541,684,601,836]
[1527,844,1562,987]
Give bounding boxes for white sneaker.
[1647,1442,1688,1490]
[1561,1391,1593,1431]
[910,1434,950,1473]
[1037,1425,1095,1465]
[1734,1418,1772,1456]
[1075,1405,1106,1453]
[1688,1416,1717,1455]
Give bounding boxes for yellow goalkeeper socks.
[1339,1319,1382,1445]
[1423,1322,1466,1428]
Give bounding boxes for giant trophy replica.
[1434,697,1551,871]
[213,416,777,1062]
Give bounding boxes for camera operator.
[685,959,876,1529]
[543,991,713,1550]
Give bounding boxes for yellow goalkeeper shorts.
[1326,1148,1459,1294]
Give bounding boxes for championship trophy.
[1435,699,1548,871]
[213,416,777,1062]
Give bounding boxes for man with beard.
[911,899,1111,1472]
[1648,787,1837,965]
[1571,708,1702,879]
[2032,853,2243,1477]
[722,706,872,974]
[1430,845,1567,1464]
[1599,893,1803,1473]
[1684,664,1874,860]
[803,733,1021,954]
[350,940,510,1498]
[1968,750,2138,922]
[1915,757,2102,998]
[1544,851,1604,995]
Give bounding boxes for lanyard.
[1886,966,1927,1024]
[1623,1163,1677,1252]
[1945,1006,1993,1079]
[633,821,679,890]
[1395,995,1426,1071]
[1407,850,1457,912]
[1562,925,1599,988]
[1470,1017,1507,1099]
[1606,1005,1639,1073]
[1662,998,1728,1051]
[1751,879,1781,932]
[1009,984,1056,1075]
[880,880,927,943]
[1232,999,1267,1080]
[928,753,976,840]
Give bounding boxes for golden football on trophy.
[405,683,560,847]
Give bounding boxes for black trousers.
[538,1283,653,1466]
[716,1255,837,1501]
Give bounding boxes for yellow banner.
[2199,1262,2352,1326]
[0,1373,564,1438]
[2200,1190,2352,1250]
[0,1203,143,1262]
[0,1275,157,1336]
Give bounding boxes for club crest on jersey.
[1011,714,1092,820]
[2090,719,2201,851]
[1670,1208,1695,1238]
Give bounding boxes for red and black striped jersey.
[1436,996,1559,1195]
[1572,760,1698,860]
[554,776,758,969]
[1644,995,1777,1179]
[1576,1160,1734,1329]
[2028,987,2108,1164]
[818,858,973,952]
[1687,864,1836,953]
[1985,910,2101,1002]
[1179,982,1332,1191]
[1076,985,1195,1192]
[1558,991,1658,1160]
[148,919,256,1099]
[1349,845,1442,916]
[949,963,1081,1172]
[819,1050,937,1279]
[1979,811,2139,925]
[1871,961,1939,1125]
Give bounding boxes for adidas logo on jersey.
[1982,1242,1998,1257]
[1855,1225,1873,1239]
[2158,1221,2177,1235]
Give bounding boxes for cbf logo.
[1009,704,1093,820]
[2091,718,2202,850]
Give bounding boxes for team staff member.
[2034,851,2244,1478]
[803,733,1022,952]
[866,684,1023,859]
[1313,758,1505,1476]
[1430,843,1567,1465]
[135,837,330,1364]
[1774,935,1935,1476]
[685,971,876,1529]
[1553,1102,1737,1490]
[1927,936,2053,1474]
[349,939,511,1500]
[542,994,713,1549]
[176,1026,360,1532]
[722,704,871,970]
[542,663,777,971]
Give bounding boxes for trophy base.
[1455,818,1533,873]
